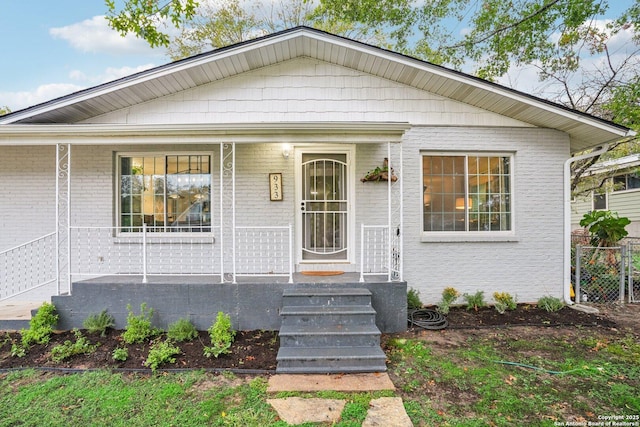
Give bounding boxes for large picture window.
[119,154,211,232]
[422,154,512,232]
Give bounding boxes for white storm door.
[297,150,353,262]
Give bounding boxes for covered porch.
[0,123,407,307]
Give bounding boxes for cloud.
[49,15,165,57]
[1,64,157,111]
[0,83,85,111]
[69,64,157,85]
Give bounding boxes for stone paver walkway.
[267,373,413,426]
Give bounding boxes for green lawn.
[1,327,639,426]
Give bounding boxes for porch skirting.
[51,276,407,333]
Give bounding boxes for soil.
[0,304,637,372]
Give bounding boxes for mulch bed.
[442,305,617,329]
[0,305,619,371]
[0,329,278,371]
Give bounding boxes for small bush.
[112,346,129,362]
[203,312,236,358]
[11,343,26,358]
[167,318,198,342]
[50,329,99,362]
[407,288,423,310]
[493,292,517,314]
[463,291,486,312]
[437,287,460,315]
[144,339,181,372]
[83,310,115,337]
[537,295,565,312]
[21,302,58,347]
[122,303,161,344]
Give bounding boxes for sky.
[0,1,637,113]
[0,1,165,111]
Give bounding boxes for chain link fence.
[572,234,639,304]
[628,239,640,303]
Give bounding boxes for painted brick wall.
[401,127,570,304]
[0,146,56,250]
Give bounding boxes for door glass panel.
[301,154,348,260]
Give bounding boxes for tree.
[107,0,639,192]
[105,0,199,48]
[0,106,10,116]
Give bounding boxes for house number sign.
[269,173,283,201]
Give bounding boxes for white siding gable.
[82,58,533,128]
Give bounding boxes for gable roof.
[0,26,634,152]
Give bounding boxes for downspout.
[563,143,609,305]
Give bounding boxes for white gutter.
[563,143,609,304]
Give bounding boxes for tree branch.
[446,0,563,49]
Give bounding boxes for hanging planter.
[361,158,398,182]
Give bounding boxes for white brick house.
[0,27,633,325]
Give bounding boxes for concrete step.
[276,346,387,374]
[280,305,377,326]
[282,287,372,307]
[279,323,381,347]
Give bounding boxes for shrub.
[463,291,486,312]
[20,302,59,348]
[112,346,129,362]
[437,287,460,315]
[50,329,99,362]
[144,339,181,372]
[203,312,236,358]
[83,310,115,337]
[537,296,565,312]
[167,318,198,342]
[122,303,161,344]
[493,292,517,314]
[407,288,423,310]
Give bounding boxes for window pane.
[629,173,640,189]
[593,193,607,210]
[423,154,511,233]
[119,155,211,232]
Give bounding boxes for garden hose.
[493,360,597,375]
[407,309,448,330]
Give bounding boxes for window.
[119,154,211,232]
[593,192,607,211]
[612,172,640,192]
[422,154,512,232]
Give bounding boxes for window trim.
[420,151,516,242]
[115,151,214,236]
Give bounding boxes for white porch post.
[220,142,236,283]
[387,141,403,282]
[55,143,71,295]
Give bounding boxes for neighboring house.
[572,154,640,236]
[0,27,633,331]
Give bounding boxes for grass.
[1,329,639,426]
[385,332,640,426]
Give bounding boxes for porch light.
[282,144,291,159]
[455,197,472,210]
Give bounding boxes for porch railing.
[69,225,220,282]
[360,225,389,281]
[0,232,57,301]
[234,225,293,283]
[68,224,294,287]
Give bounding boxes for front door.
[297,148,353,263]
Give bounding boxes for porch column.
[219,142,236,283]
[387,141,403,281]
[55,143,71,295]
